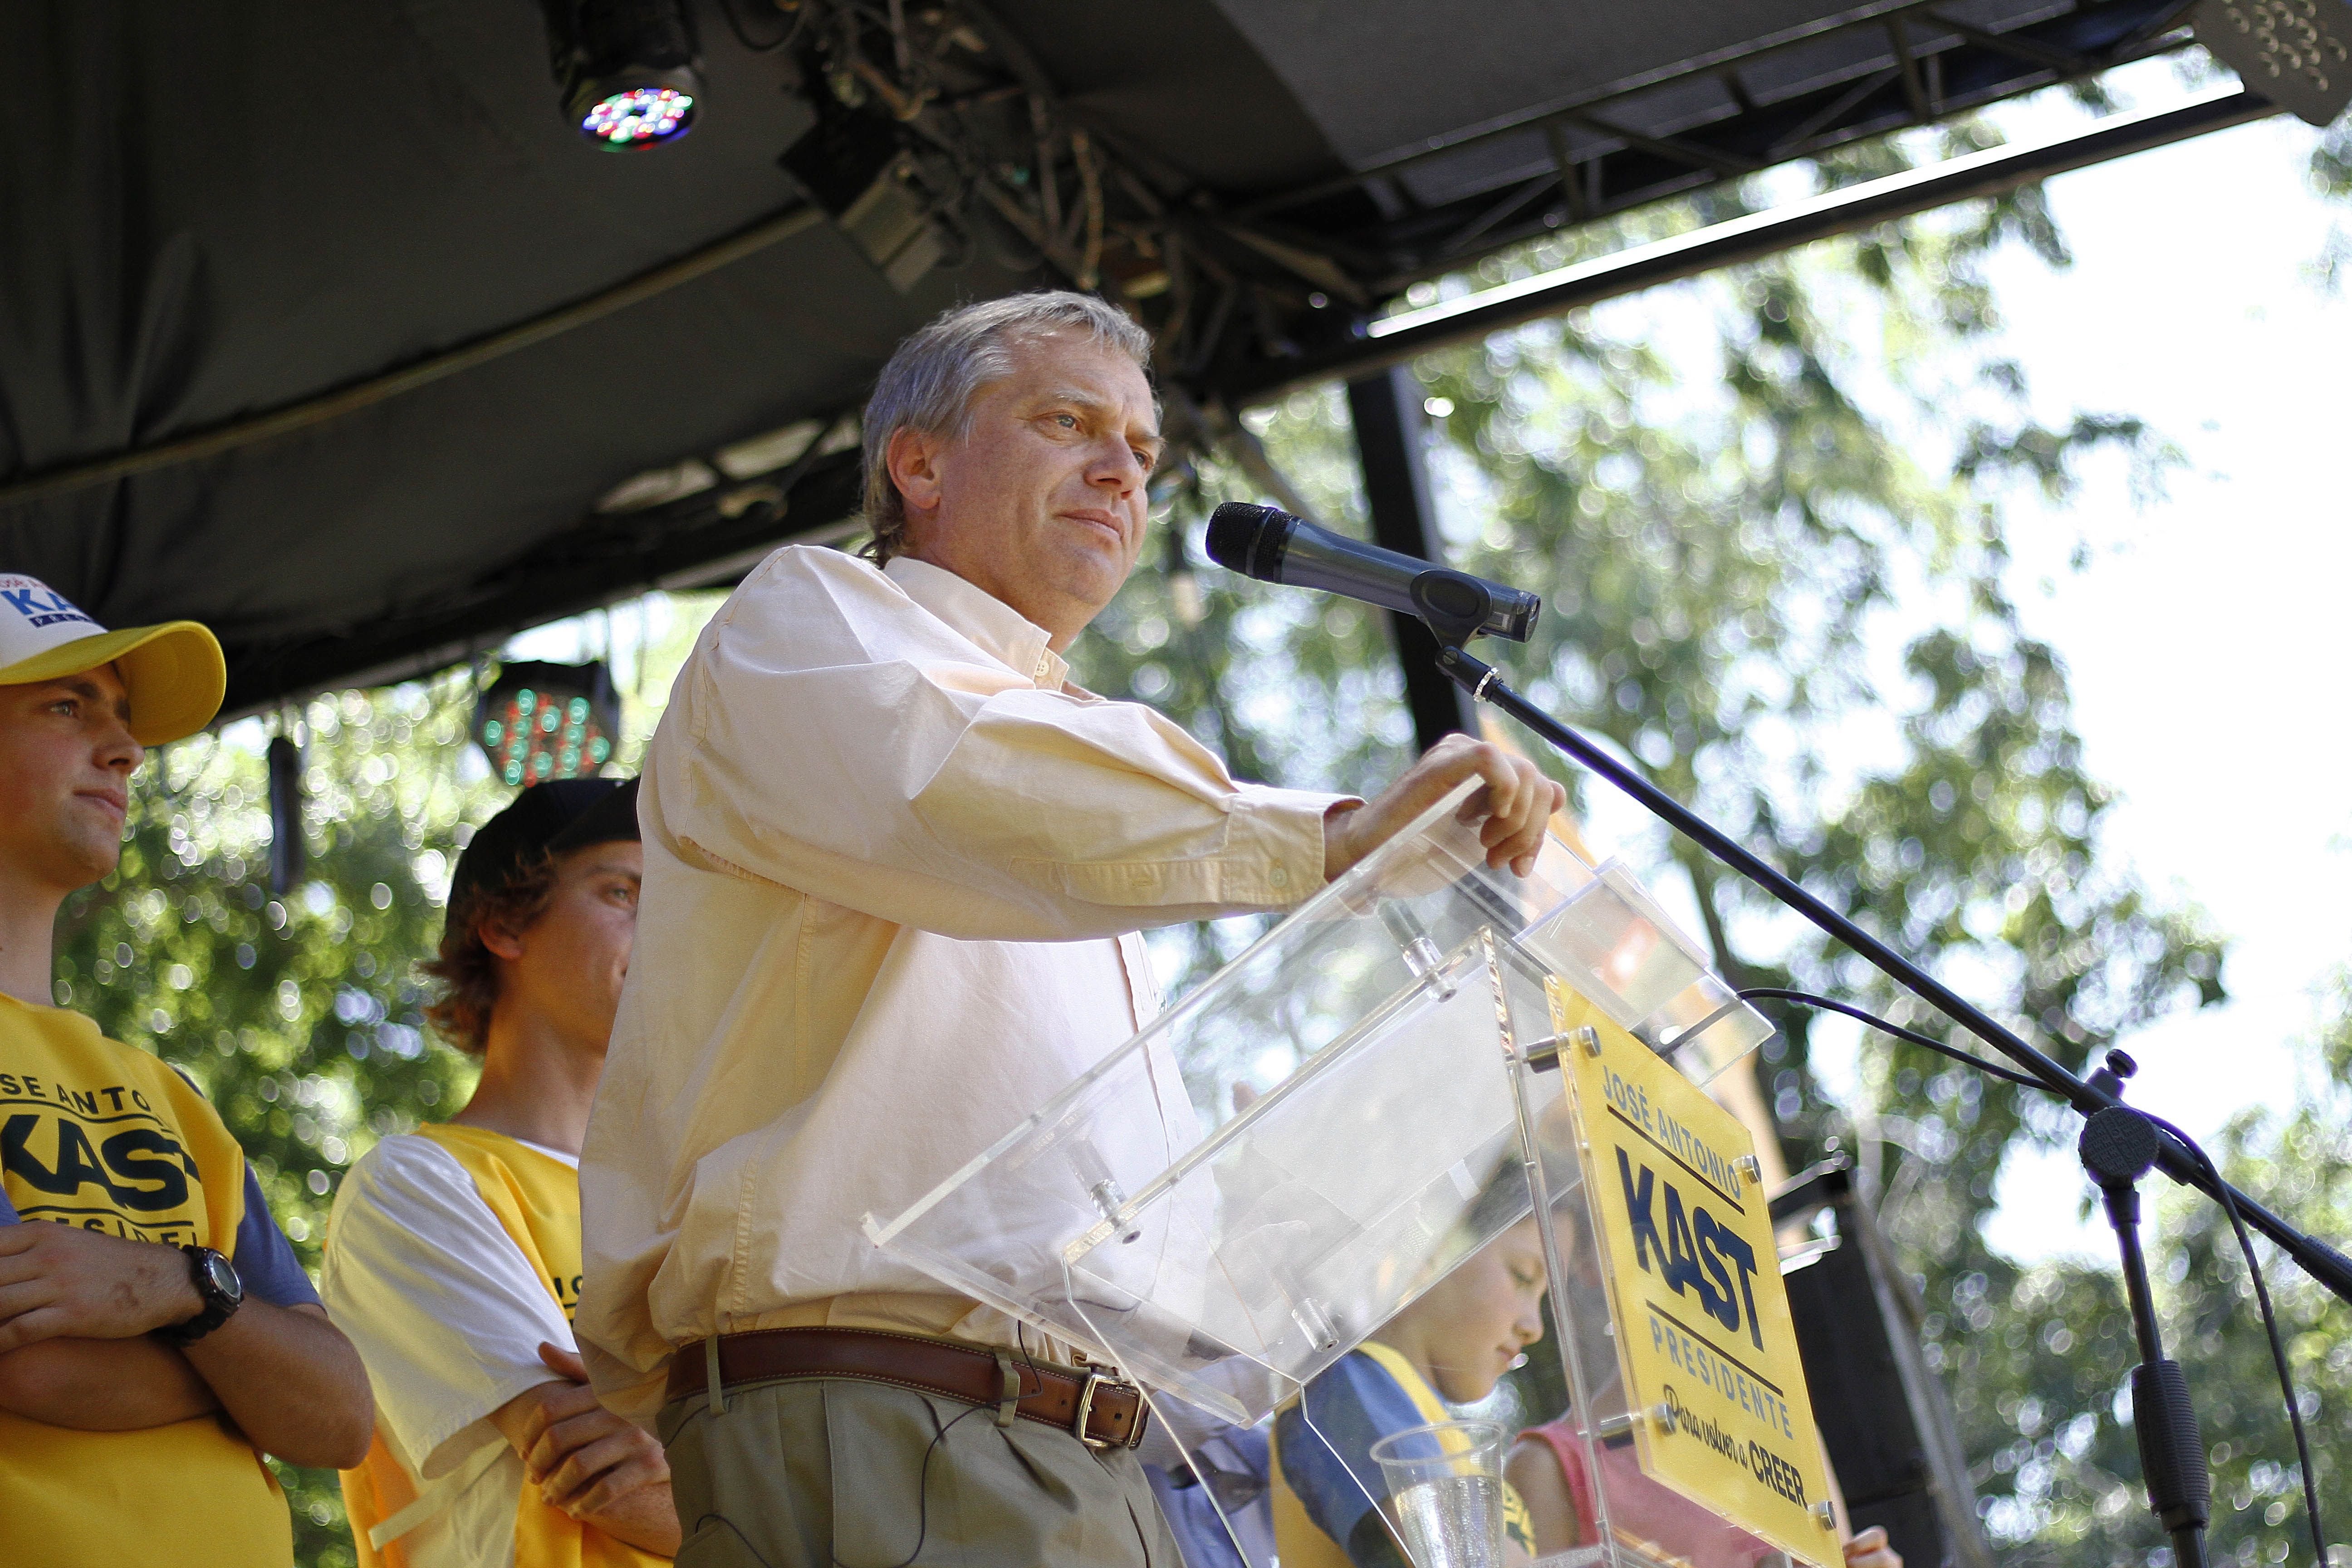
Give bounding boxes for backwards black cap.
[447,777,641,916]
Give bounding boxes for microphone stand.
[1428,633,2349,1566]
[2082,1102,2214,1568]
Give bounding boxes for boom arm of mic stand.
[1435,644,2352,1306]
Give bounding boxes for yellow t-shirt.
[1272,1340,1536,1568]
[338,1123,668,1568]
[0,992,293,1568]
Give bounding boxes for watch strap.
[157,1245,242,1347]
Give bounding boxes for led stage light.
[580,85,696,147]
[473,661,620,786]
[543,0,704,151]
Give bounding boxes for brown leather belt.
[666,1326,1148,1450]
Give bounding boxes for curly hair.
[420,850,559,1054]
[858,291,1156,566]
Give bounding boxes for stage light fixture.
[543,0,705,151]
[581,85,696,147]
[2194,0,2352,125]
[473,661,620,787]
[779,100,946,292]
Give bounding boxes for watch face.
[201,1250,243,1305]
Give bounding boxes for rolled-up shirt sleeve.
[662,551,1343,940]
[321,1137,575,1478]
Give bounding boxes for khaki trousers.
[659,1374,1182,1568]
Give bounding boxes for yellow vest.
[1271,1340,1536,1568]
[0,993,293,1568]
[339,1123,668,1568]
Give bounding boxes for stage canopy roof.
[0,0,2273,713]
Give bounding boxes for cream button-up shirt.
[577,545,1343,1421]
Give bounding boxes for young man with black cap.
[0,575,375,1567]
[325,777,679,1566]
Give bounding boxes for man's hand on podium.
[1323,734,1565,882]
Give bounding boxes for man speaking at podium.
[577,290,1563,1567]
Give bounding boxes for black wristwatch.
[157,1245,244,1347]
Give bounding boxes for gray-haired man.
[577,291,1562,1565]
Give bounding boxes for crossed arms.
[0,1219,372,1468]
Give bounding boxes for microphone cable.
[2142,1108,2325,1568]
[1739,987,2327,1567]
[1737,987,2049,1090]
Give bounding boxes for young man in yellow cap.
[325,777,678,1566]
[0,574,376,1566]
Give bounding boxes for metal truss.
[1236,0,2206,297]
[782,0,2214,406]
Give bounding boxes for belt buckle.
[1071,1370,1143,1449]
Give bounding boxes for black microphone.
[1204,502,1539,643]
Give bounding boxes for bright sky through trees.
[1873,88,2350,1263]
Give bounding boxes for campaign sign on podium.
[865,781,1828,1568]
[1552,982,1835,1562]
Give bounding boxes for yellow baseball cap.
[0,574,225,746]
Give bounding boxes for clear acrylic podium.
[865,782,1808,1568]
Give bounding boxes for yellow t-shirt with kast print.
[0,992,293,1568]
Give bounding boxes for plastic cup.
[1368,1418,1509,1568]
